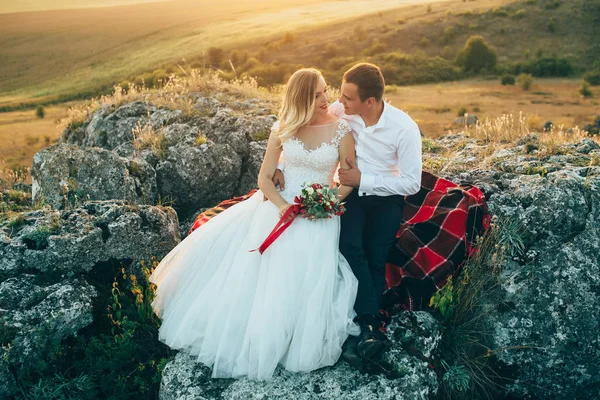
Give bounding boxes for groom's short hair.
[343,63,385,102]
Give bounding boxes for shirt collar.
[361,101,388,132]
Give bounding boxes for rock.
[571,138,600,154]
[31,144,157,209]
[0,200,179,278]
[83,102,149,150]
[0,200,180,398]
[445,160,600,399]
[61,102,183,151]
[543,120,553,132]
[156,141,242,217]
[595,114,600,128]
[159,312,440,400]
[235,141,266,196]
[0,276,96,376]
[195,96,223,117]
[454,115,478,126]
[40,103,273,219]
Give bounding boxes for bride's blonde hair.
[274,68,323,143]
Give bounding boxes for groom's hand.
[339,158,361,188]
[272,169,285,190]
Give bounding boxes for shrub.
[501,75,516,85]
[207,47,224,68]
[580,81,593,98]
[513,9,527,19]
[418,37,431,48]
[517,73,534,91]
[509,56,574,77]
[441,26,456,44]
[326,56,355,72]
[229,50,248,67]
[353,26,366,41]
[323,42,340,59]
[282,32,295,44]
[25,134,40,146]
[364,39,387,56]
[35,105,45,119]
[455,36,497,74]
[456,106,468,117]
[245,63,292,86]
[545,0,561,9]
[547,17,557,33]
[584,69,600,86]
[492,7,508,17]
[377,52,462,85]
[442,46,453,59]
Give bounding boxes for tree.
[455,36,497,74]
[35,105,45,119]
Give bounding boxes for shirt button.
[362,192,367,196]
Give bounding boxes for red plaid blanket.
[188,172,489,309]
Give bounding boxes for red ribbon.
[250,204,302,255]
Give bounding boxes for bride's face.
[313,77,329,116]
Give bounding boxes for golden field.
[0,0,444,108]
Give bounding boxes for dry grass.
[0,106,64,171]
[61,69,280,129]
[0,160,30,188]
[386,79,599,139]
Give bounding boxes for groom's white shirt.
[328,100,422,197]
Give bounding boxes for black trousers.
[339,189,404,317]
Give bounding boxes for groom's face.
[339,82,364,116]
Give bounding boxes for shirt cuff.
[277,161,285,172]
[359,173,375,196]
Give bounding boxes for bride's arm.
[257,130,292,215]
[337,132,356,202]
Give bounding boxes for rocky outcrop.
[32,144,157,209]
[0,200,180,398]
[46,98,274,218]
[159,312,441,400]
[446,134,600,399]
[5,96,600,399]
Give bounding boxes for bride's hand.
[278,203,296,221]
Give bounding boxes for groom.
[273,63,422,366]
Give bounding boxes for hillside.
[196,0,600,88]
[0,0,430,109]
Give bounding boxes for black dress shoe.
[341,335,366,372]
[356,315,392,361]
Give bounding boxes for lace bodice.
[276,119,351,203]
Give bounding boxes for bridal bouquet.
[251,183,345,254]
[294,183,345,219]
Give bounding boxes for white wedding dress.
[150,119,359,380]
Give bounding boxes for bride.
[150,68,359,380]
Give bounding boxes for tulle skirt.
[150,191,359,380]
